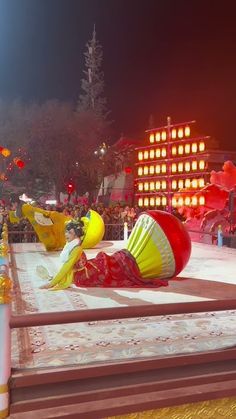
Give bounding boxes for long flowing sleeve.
[48,245,83,289]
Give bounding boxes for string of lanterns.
[0,146,26,181]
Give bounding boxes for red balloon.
[145,210,191,276]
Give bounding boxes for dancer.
[38,210,191,290]
[9,199,104,250]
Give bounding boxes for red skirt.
[73,250,168,288]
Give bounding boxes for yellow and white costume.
[9,204,104,251]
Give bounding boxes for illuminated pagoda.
[135,118,210,210]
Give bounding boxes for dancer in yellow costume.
[38,211,191,290]
[9,202,104,251]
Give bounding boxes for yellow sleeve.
[9,211,21,224]
[48,245,83,289]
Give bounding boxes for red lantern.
[124,166,132,174]
[13,157,25,168]
[16,159,25,169]
[67,181,75,195]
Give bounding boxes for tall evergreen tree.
[77,26,108,120]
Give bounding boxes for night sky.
[0,0,236,149]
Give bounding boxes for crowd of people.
[0,201,142,242]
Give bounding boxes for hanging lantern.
[13,157,25,169]
[1,148,11,157]
[149,165,154,175]
[138,152,143,161]
[138,167,143,176]
[124,166,132,174]
[138,197,143,207]
[17,159,25,168]
[149,133,154,143]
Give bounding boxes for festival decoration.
[135,119,209,209]
[124,166,132,174]
[0,145,26,182]
[178,161,236,238]
[66,181,75,195]
[1,148,11,158]
[13,157,25,169]
[126,210,191,279]
[210,160,236,190]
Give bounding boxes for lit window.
[155,132,161,142]
[155,148,161,158]
[171,129,177,139]
[199,160,205,170]
[161,148,167,157]
[138,183,143,191]
[192,161,197,170]
[144,150,149,159]
[178,179,184,189]
[178,128,183,138]
[149,165,154,175]
[162,164,167,173]
[192,196,198,206]
[138,151,143,161]
[192,143,197,153]
[185,143,190,154]
[178,197,184,206]
[161,131,166,141]
[144,198,149,207]
[185,179,191,188]
[138,167,143,176]
[199,178,205,187]
[192,179,198,188]
[150,197,155,206]
[149,133,154,143]
[155,181,160,190]
[138,198,143,207]
[149,149,155,159]
[199,142,205,152]
[172,197,177,207]
[162,180,167,190]
[172,180,177,189]
[155,165,160,174]
[178,145,184,155]
[156,197,161,206]
[172,146,177,155]
[178,162,183,172]
[150,182,155,191]
[172,163,177,173]
[144,182,149,191]
[185,126,190,137]
[185,196,191,205]
[185,162,191,172]
[144,166,149,175]
[199,196,205,205]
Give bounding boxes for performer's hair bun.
[65,219,84,238]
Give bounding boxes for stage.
[10,241,236,370]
